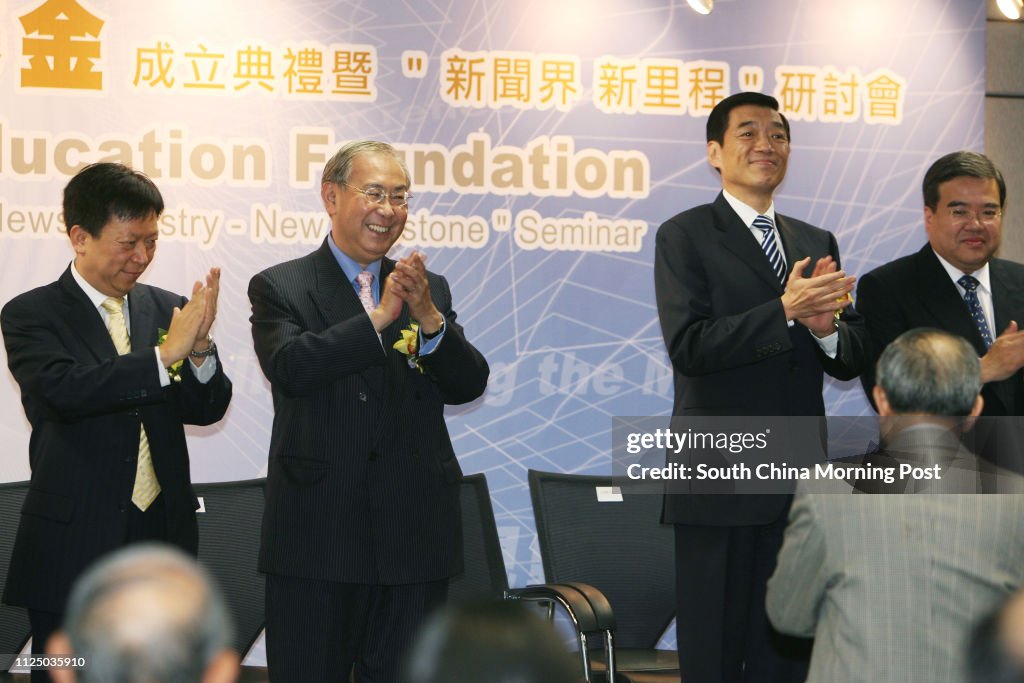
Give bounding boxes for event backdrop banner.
[0,0,986,586]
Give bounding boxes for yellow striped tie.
[101,297,161,511]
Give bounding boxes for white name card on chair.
[595,486,623,502]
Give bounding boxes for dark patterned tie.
[957,275,993,349]
[753,214,786,284]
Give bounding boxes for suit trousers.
[265,573,448,683]
[27,496,168,683]
[675,516,810,683]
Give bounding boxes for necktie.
[752,214,786,285]
[356,271,383,344]
[356,271,375,315]
[957,275,994,349]
[100,297,161,511]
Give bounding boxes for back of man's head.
[48,543,238,683]
[874,327,982,417]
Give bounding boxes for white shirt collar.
[931,248,992,294]
[70,260,124,311]
[722,189,776,229]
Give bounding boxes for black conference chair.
[527,469,679,683]
[448,473,513,602]
[0,481,31,681]
[193,478,267,683]
[447,473,612,679]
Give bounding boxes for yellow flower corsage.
[393,322,425,373]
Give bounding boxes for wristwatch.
[189,336,217,358]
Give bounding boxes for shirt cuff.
[189,354,218,383]
[155,348,171,387]
[812,328,839,359]
[418,321,446,356]
[153,348,218,386]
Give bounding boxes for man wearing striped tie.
[858,152,1024,419]
[856,152,1024,477]
[0,163,232,683]
[654,91,868,683]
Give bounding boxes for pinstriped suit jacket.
[248,239,488,584]
[767,459,1024,683]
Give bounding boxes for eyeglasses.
[343,184,412,209]
[948,207,1002,227]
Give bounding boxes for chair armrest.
[506,582,620,683]
[559,581,617,631]
[506,583,602,633]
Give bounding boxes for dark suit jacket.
[857,244,1024,416]
[1,267,232,613]
[655,193,866,525]
[248,239,488,585]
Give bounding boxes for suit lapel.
[309,240,363,329]
[990,259,1024,335]
[913,246,987,354]
[379,257,410,394]
[714,194,784,293]
[57,267,118,362]
[127,285,158,351]
[775,214,812,277]
[307,241,410,403]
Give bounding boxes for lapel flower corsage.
[393,321,425,373]
[157,328,183,382]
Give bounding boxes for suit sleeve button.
[358,392,368,402]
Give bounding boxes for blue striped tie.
[958,275,993,349]
[753,214,786,284]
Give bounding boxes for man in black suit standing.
[654,92,866,682]
[249,140,488,682]
[1,163,232,683]
[858,151,1024,418]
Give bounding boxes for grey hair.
[875,327,982,416]
[62,543,233,683]
[321,140,411,187]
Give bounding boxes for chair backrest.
[193,479,266,658]
[0,481,31,673]
[448,473,510,602]
[528,470,675,649]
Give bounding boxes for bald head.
[874,328,983,418]
[49,544,238,683]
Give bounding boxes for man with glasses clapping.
[248,140,489,682]
[858,151,1024,420]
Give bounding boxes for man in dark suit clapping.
[249,140,488,682]
[858,151,1024,417]
[1,162,231,683]
[654,92,867,682]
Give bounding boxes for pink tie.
[357,271,374,315]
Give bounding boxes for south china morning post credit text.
[612,417,948,494]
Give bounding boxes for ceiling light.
[687,0,714,15]
[997,0,1023,20]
